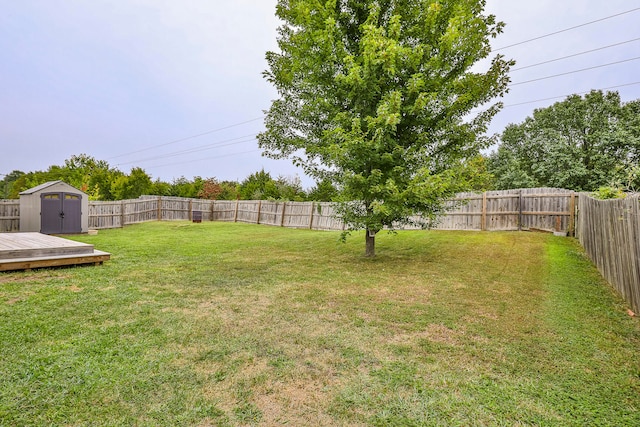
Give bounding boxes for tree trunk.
[365,229,376,257]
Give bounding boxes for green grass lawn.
[1,222,639,426]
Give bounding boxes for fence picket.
[577,194,640,313]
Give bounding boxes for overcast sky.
[2,0,639,188]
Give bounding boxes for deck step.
[0,232,95,260]
[0,250,110,272]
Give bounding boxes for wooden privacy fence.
[87,197,345,231]
[221,200,344,230]
[89,196,220,229]
[437,188,576,233]
[0,188,583,235]
[1,189,578,233]
[0,200,19,232]
[577,194,640,313]
[102,189,579,233]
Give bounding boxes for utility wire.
[117,133,257,164]
[149,149,263,169]
[107,116,264,160]
[115,134,258,167]
[503,81,640,108]
[494,7,640,51]
[469,81,640,115]
[510,56,640,86]
[510,37,640,72]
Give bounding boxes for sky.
[2,0,639,189]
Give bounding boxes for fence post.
[280,202,286,227]
[632,197,640,311]
[210,200,215,221]
[518,189,523,231]
[309,202,315,230]
[569,192,576,237]
[256,200,262,225]
[120,200,125,228]
[157,196,162,221]
[188,200,193,221]
[481,192,487,231]
[234,199,239,222]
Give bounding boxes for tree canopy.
[488,90,640,192]
[238,169,306,201]
[0,154,328,202]
[258,0,512,255]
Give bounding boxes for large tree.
[3,155,122,200]
[488,90,640,191]
[64,154,123,200]
[110,167,153,200]
[258,0,512,256]
[0,170,25,199]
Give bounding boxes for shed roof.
[19,181,86,196]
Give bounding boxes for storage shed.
[19,181,88,234]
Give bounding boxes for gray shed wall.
[19,182,89,233]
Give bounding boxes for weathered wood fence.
[0,200,20,232]
[88,188,580,233]
[88,197,219,229]
[86,197,345,230]
[577,194,640,313]
[0,188,578,233]
[437,188,576,233]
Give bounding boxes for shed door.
[40,192,82,234]
[61,193,82,233]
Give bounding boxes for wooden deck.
[0,233,110,272]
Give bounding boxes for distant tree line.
[0,154,338,202]
[1,153,490,202]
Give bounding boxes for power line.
[509,56,640,86]
[510,37,640,72]
[469,80,640,116]
[116,136,257,167]
[503,81,640,108]
[116,133,257,163]
[149,149,263,169]
[107,116,264,160]
[115,134,258,167]
[150,133,258,158]
[494,7,640,51]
